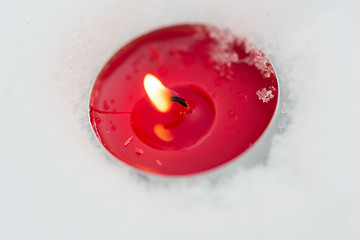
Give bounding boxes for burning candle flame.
[144,74,171,112]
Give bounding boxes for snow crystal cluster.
[256,86,275,103]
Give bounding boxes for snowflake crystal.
[256,87,275,103]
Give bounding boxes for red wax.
[131,86,215,150]
[89,24,278,176]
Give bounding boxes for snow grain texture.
[0,0,360,240]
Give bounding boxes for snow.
[1,0,360,239]
[256,87,275,103]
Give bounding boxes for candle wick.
[170,96,188,107]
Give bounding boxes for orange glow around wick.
[154,124,174,142]
[144,74,171,112]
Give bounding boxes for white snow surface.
[1,0,360,239]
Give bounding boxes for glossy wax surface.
[89,24,278,176]
[131,86,215,150]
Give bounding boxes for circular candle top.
[89,24,278,176]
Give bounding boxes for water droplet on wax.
[237,92,248,101]
[95,117,101,124]
[135,148,144,155]
[228,110,235,118]
[103,101,109,110]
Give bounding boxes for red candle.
[89,24,278,176]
